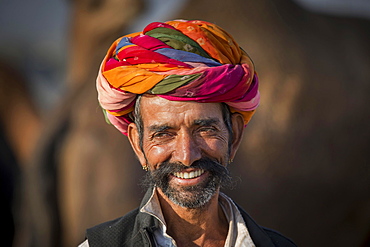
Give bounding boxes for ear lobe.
[127,123,147,167]
[229,113,245,160]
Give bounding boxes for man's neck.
[156,188,229,247]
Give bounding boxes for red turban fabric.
[97,20,260,135]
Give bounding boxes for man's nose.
[172,132,202,166]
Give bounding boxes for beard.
[141,157,232,209]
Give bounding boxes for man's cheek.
[146,146,169,168]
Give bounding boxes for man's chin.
[142,158,232,208]
[161,182,219,209]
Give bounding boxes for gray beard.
[141,157,232,209]
[162,175,219,209]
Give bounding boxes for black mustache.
[143,157,232,189]
[156,158,227,174]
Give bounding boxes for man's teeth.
[173,169,205,179]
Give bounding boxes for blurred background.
[0,0,369,246]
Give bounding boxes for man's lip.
[172,168,205,179]
[170,169,208,186]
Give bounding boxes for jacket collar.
[135,187,275,247]
[135,187,160,232]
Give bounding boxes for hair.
[131,94,233,151]
[132,94,144,150]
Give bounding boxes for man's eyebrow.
[148,119,219,132]
[193,118,219,126]
[148,124,172,133]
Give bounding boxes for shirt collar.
[140,187,255,247]
[140,187,167,226]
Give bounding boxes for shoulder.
[261,227,298,247]
[84,188,159,247]
[88,207,139,234]
[235,203,298,246]
[86,208,140,247]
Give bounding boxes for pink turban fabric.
[96,20,260,135]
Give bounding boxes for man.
[80,20,296,246]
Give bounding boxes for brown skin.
[127,95,245,247]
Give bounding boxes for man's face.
[129,95,237,208]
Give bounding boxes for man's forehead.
[139,95,224,125]
[147,118,221,132]
[140,95,223,112]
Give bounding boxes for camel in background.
[2,0,368,246]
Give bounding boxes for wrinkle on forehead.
[140,95,224,127]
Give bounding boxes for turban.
[97,20,260,135]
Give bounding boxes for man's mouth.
[172,169,205,179]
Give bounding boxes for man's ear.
[127,123,147,167]
[229,113,245,161]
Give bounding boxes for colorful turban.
[97,19,260,135]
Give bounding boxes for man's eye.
[199,127,216,134]
[153,132,172,139]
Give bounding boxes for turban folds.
[97,20,260,135]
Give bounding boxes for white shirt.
[79,189,255,247]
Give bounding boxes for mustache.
[141,157,233,189]
[157,158,227,174]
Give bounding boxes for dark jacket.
[86,188,297,247]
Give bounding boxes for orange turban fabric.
[97,20,260,135]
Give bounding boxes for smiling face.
[128,95,245,208]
